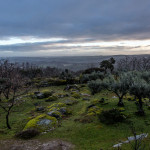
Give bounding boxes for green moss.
[45,95,58,102]
[87,106,102,116]
[118,107,126,112]
[48,102,66,109]
[24,114,58,132]
[42,90,53,98]
[47,110,62,119]
[71,93,80,99]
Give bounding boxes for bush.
[15,129,40,139]
[98,108,126,125]
[88,80,103,95]
[80,71,104,83]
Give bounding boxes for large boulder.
[24,114,58,132]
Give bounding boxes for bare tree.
[0,60,30,129]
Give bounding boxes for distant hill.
[1,55,150,71]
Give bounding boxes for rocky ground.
[0,139,74,150]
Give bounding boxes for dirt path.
[0,139,74,150]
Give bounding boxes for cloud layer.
[0,0,150,56]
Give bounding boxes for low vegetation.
[0,57,150,150]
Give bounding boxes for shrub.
[88,80,103,95]
[80,71,104,83]
[98,108,126,125]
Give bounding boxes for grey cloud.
[0,0,150,40]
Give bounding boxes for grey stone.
[38,119,51,126]
[113,133,148,148]
[36,107,44,112]
[47,111,61,119]
[36,93,44,99]
[82,98,90,101]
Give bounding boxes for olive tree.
[129,76,150,115]
[88,72,132,106]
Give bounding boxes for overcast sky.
[0,0,150,56]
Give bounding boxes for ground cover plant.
[0,84,150,150]
[0,58,150,150]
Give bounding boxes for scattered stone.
[81,93,91,97]
[36,93,44,99]
[113,133,148,148]
[34,91,40,95]
[82,98,90,101]
[87,104,95,109]
[112,96,117,99]
[0,140,74,150]
[36,107,44,112]
[47,111,62,119]
[38,119,51,126]
[64,84,80,91]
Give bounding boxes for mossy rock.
[64,99,78,106]
[47,110,62,119]
[48,102,66,109]
[24,114,58,132]
[45,96,58,102]
[47,103,71,116]
[87,106,102,116]
[59,107,72,115]
[42,90,54,98]
[71,93,80,99]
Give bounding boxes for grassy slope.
[0,85,150,150]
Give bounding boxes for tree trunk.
[137,97,145,116]
[6,111,11,129]
[117,97,124,107]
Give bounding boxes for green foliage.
[80,71,104,83]
[47,78,67,86]
[88,79,106,95]
[100,57,115,73]
[98,108,126,125]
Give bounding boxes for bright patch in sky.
[0,37,67,46]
